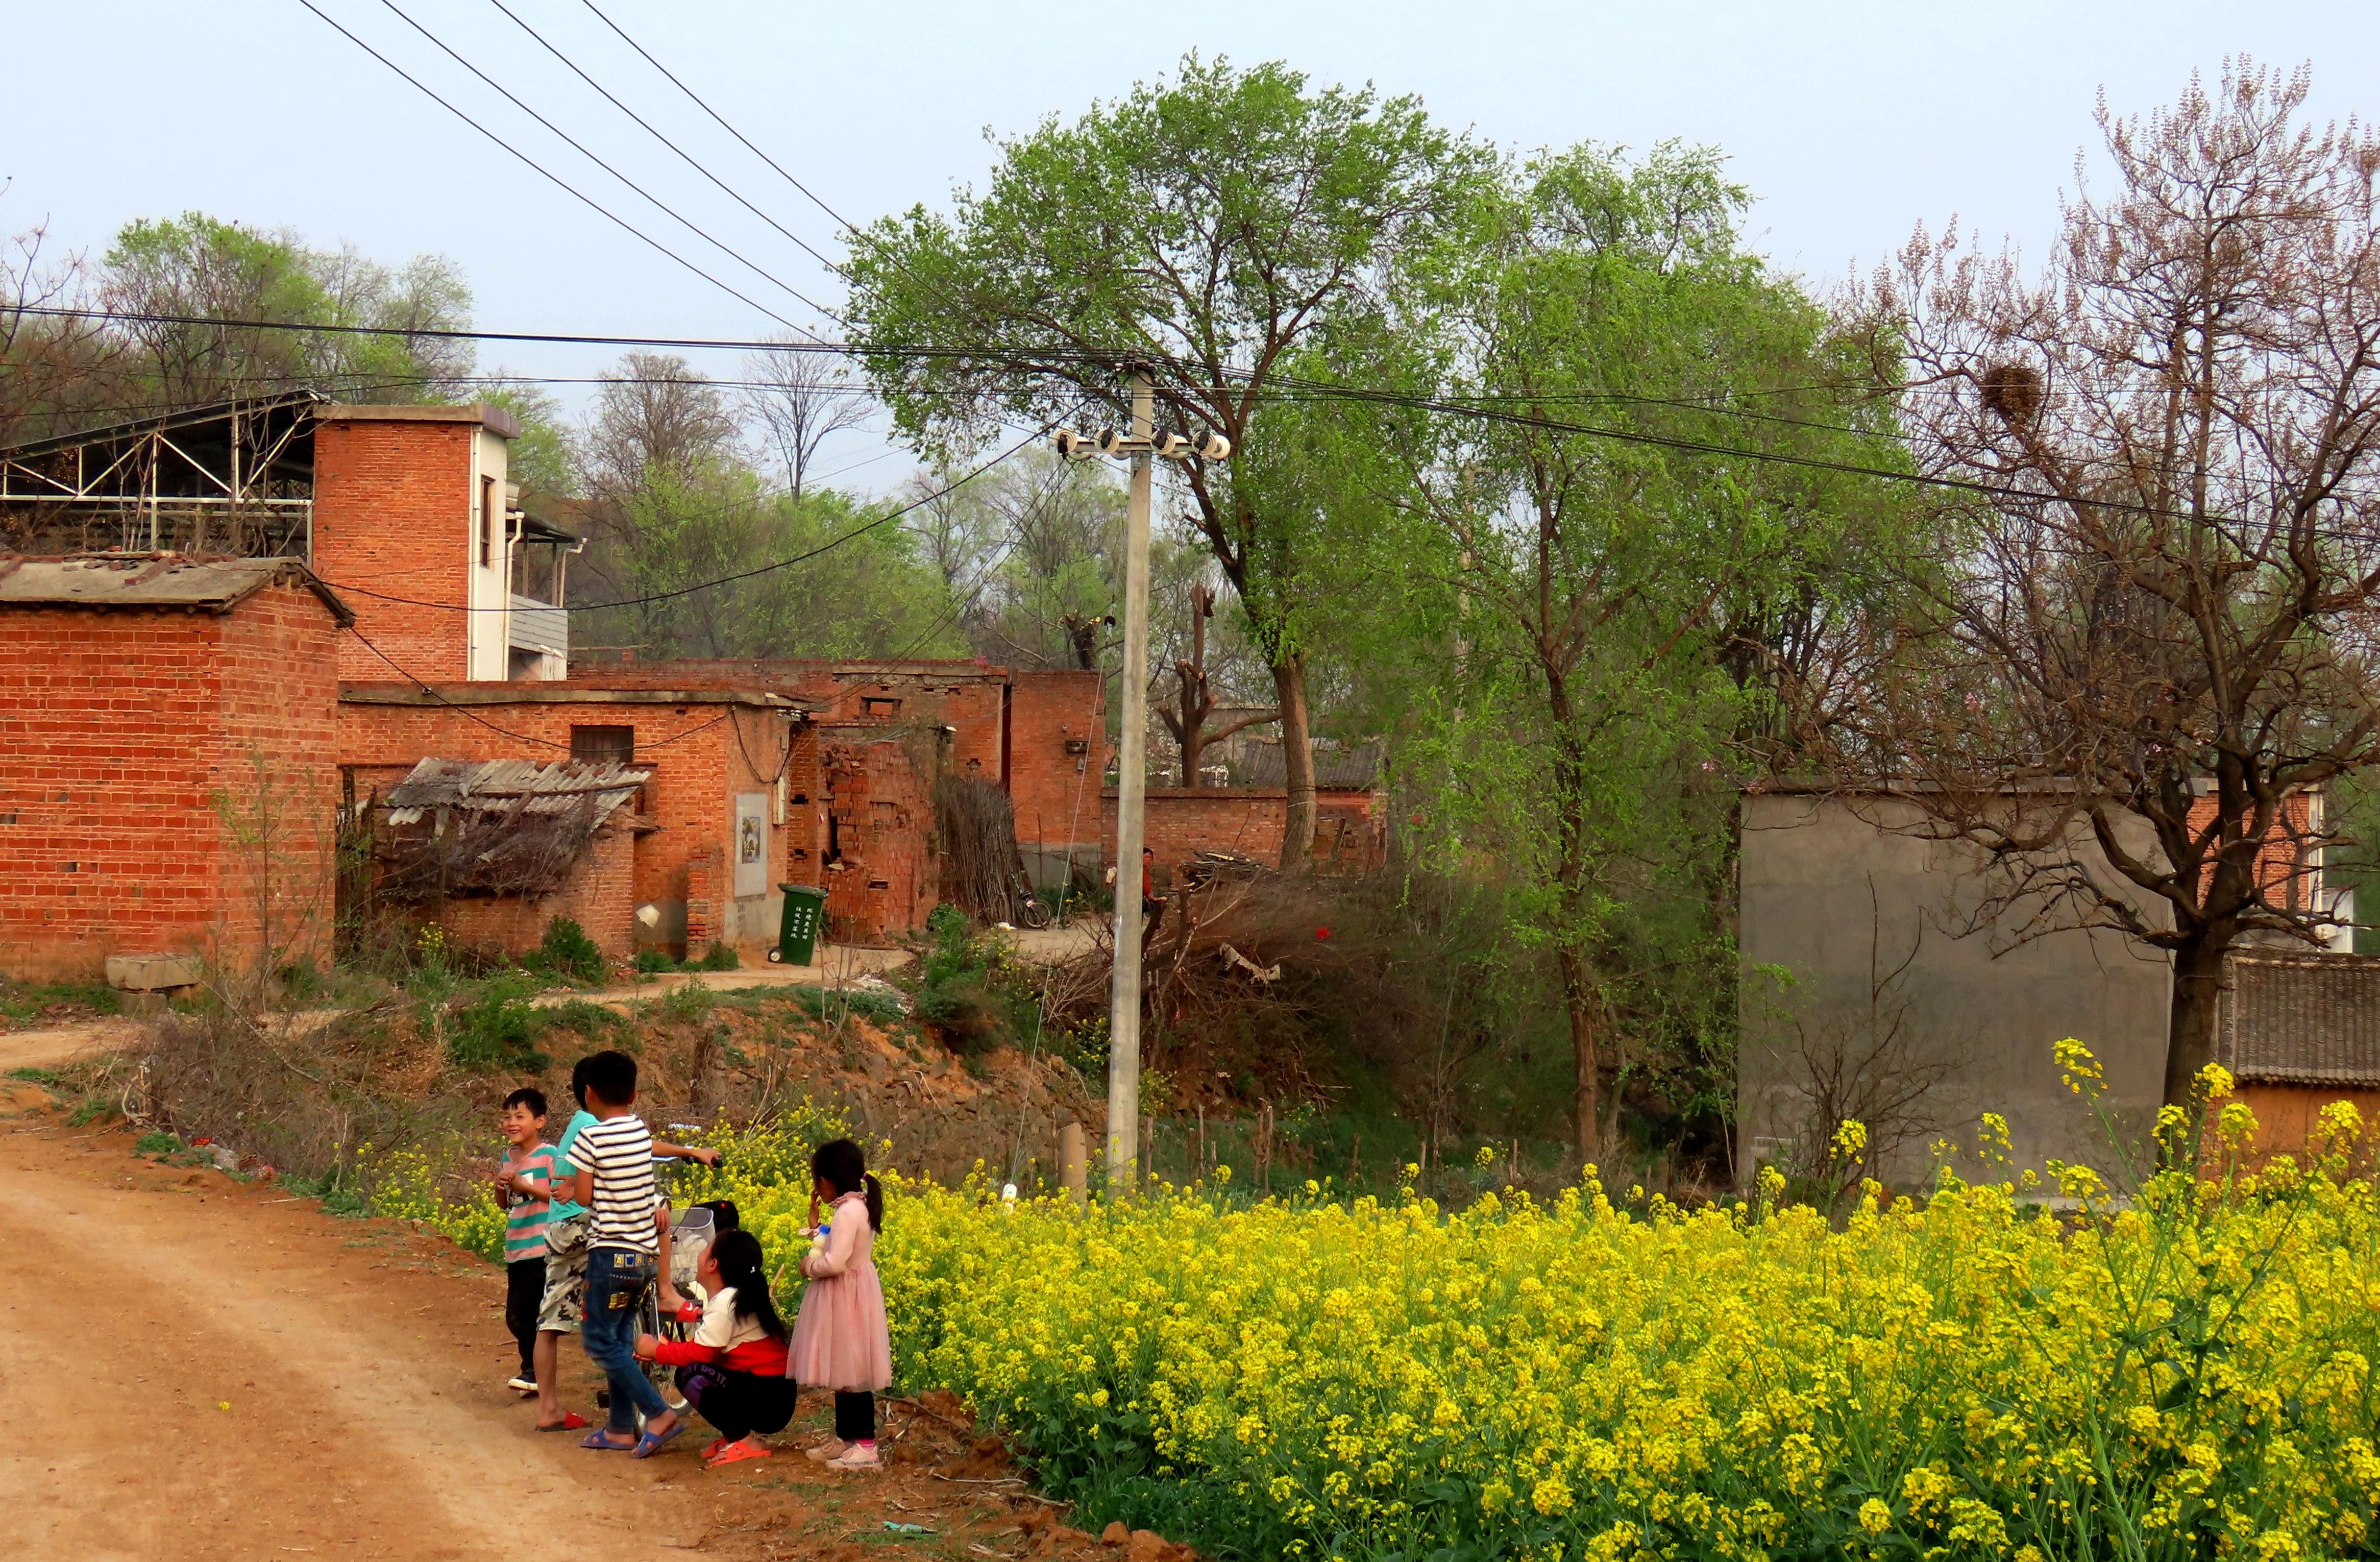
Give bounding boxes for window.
[480,475,495,567]
[861,696,901,717]
[571,725,635,764]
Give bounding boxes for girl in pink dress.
[790,1138,893,1471]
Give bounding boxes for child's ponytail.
[812,1137,886,1231]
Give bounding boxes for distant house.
[1735,785,2361,1187]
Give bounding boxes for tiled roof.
[0,554,353,624]
[2220,951,2380,1085]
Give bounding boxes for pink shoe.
[805,1437,849,1463]
[827,1439,881,1472]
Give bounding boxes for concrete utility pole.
[1108,367,1155,1186]
[1052,368,1228,1191]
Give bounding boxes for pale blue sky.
[8,2,2377,486]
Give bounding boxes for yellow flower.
[1858,1498,1894,1536]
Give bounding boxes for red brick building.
[0,556,351,982]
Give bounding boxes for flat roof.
[340,684,804,712]
[318,403,522,440]
[0,554,354,625]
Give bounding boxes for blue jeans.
[581,1246,666,1434]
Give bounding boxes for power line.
[343,621,733,754]
[292,0,813,337]
[5,302,1109,364]
[367,0,836,334]
[16,303,2379,533]
[483,0,851,292]
[577,0,863,242]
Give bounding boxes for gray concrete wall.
[1736,792,2170,1188]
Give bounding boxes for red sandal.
[536,1412,591,1432]
[706,1438,773,1468]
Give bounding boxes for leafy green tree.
[101,211,472,404]
[1380,144,1905,1165]
[846,54,1488,867]
[570,352,962,661]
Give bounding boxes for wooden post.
[1059,1120,1087,1207]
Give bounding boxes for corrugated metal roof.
[2219,952,2380,1085]
[383,756,651,826]
[1241,740,1385,790]
[0,554,354,624]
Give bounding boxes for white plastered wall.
[465,423,513,681]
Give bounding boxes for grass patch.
[0,979,121,1023]
[541,998,625,1040]
[5,1066,61,1084]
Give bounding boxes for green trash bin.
[767,883,827,966]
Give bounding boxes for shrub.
[913,905,1032,1056]
[445,971,549,1072]
[794,984,909,1028]
[697,940,741,972]
[541,998,623,1040]
[529,917,607,984]
[632,948,679,974]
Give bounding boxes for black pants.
[676,1363,797,1442]
[504,1257,543,1378]
[835,1390,876,1442]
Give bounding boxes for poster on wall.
[733,792,769,899]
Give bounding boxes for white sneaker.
[828,1441,882,1472]
[804,1437,849,1463]
[506,1376,537,1394]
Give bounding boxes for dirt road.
[0,1093,1091,1562]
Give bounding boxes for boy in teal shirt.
[494,1087,558,1393]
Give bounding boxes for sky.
[7,1,2379,491]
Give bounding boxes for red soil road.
[0,1094,1073,1562]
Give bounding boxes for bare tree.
[1776,881,1971,1194]
[744,335,872,500]
[1158,582,1278,787]
[0,208,113,446]
[1847,62,2380,1116]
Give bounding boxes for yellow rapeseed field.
[386,1048,2380,1561]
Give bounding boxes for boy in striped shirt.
[493,1087,558,1394]
[567,1049,684,1455]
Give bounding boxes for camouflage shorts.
[537,1212,590,1333]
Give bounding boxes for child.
[789,1137,893,1472]
[492,1087,556,1395]
[532,1057,722,1435]
[566,1047,684,1456]
[634,1228,793,1468]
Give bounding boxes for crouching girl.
[635,1228,792,1468]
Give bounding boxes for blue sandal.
[581,1428,635,1451]
[630,1419,686,1459]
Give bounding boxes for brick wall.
[313,418,473,684]
[432,822,637,960]
[818,734,937,943]
[1009,669,1107,853]
[0,587,342,981]
[337,693,796,957]
[1100,787,1385,882]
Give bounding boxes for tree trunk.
[2163,935,2230,1114]
[1272,652,1316,869]
[1177,674,1208,790]
[1559,945,1601,1169]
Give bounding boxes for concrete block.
[104,953,204,992]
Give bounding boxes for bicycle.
[1007,869,1053,930]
